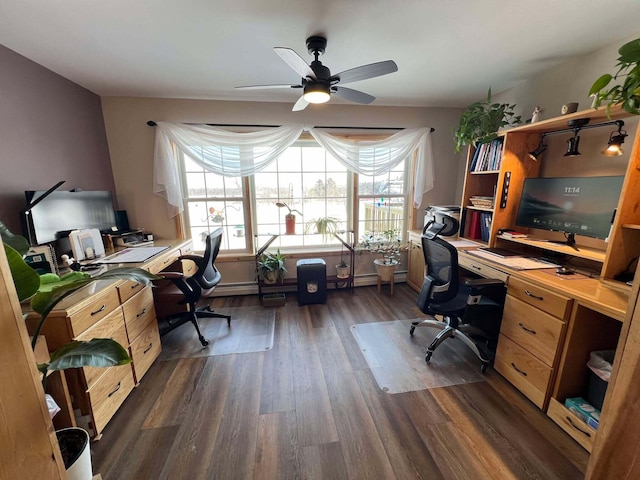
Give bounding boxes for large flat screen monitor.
[515,176,624,245]
[24,190,116,245]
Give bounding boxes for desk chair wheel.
[199,337,210,347]
[425,351,433,362]
[480,363,488,374]
[409,325,416,336]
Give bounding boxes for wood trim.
[0,238,66,478]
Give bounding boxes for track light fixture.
[564,130,582,157]
[601,122,628,156]
[528,137,548,161]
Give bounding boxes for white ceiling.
[1,0,639,108]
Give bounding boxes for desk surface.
[457,248,629,322]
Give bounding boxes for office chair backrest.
[194,228,223,290]
[421,225,459,304]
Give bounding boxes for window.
[180,137,410,253]
[253,141,349,248]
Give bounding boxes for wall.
[0,44,114,234]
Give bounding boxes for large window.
[180,138,410,253]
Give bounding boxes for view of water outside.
[182,143,408,252]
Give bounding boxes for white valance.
[153,122,434,217]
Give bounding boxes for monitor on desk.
[22,190,117,245]
[515,176,624,246]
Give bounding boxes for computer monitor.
[23,190,117,245]
[515,176,624,246]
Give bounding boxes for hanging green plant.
[589,37,640,116]
[453,88,521,153]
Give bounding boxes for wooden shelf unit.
[459,104,640,282]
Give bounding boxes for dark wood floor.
[92,285,588,479]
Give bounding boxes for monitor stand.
[548,233,580,252]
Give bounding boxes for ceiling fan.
[236,35,398,111]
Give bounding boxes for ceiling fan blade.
[235,84,302,90]
[334,60,398,84]
[332,86,375,104]
[292,96,309,112]
[274,47,316,79]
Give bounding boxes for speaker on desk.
[115,210,130,232]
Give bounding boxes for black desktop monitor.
[515,176,624,244]
[23,190,117,245]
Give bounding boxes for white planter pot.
[335,265,350,279]
[374,259,398,281]
[56,427,92,480]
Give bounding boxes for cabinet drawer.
[122,286,156,343]
[458,253,509,283]
[547,398,595,452]
[500,295,565,366]
[68,288,121,337]
[75,308,128,390]
[508,277,572,319]
[130,322,161,383]
[494,334,552,409]
[147,248,181,275]
[117,280,145,303]
[88,364,135,435]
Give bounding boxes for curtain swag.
[153,122,434,217]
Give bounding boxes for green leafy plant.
[454,88,522,152]
[1,222,160,387]
[589,37,640,116]
[257,249,288,282]
[356,229,408,265]
[305,216,340,241]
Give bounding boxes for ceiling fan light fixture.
[303,83,330,104]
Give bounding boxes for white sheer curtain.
[153,122,434,216]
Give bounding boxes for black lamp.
[564,130,581,157]
[528,136,547,161]
[601,122,628,156]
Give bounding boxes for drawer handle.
[143,343,153,354]
[90,304,106,316]
[518,323,537,335]
[136,307,147,318]
[108,382,122,398]
[524,290,543,301]
[510,362,528,376]
[472,265,482,271]
[566,416,592,437]
[163,258,172,264]
[131,283,140,290]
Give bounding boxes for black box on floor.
[297,259,327,305]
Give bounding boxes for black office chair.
[410,220,506,372]
[154,228,231,346]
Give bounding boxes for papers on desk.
[95,246,169,264]
[467,249,560,270]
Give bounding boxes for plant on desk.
[1,222,161,474]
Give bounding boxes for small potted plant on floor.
[257,249,288,284]
[356,229,408,281]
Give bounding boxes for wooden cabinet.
[23,241,189,439]
[406,230,425,292]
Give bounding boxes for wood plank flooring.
[91,285,588,479]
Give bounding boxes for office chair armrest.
[158,271,186,281]
[178,254,204,262]
[465,278,504,294]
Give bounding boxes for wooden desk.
[457,247,628,452]
[25,238,192,440]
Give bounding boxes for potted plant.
[356,229,408,281]
[589,37,640,116]
[275,202,302,235]
[305,216,340,241]
[454,87,522,153]
[1,222,160,479]
[257,249,288,284]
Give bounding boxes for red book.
[468,211,482,239]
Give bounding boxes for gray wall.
[0,44,114,234]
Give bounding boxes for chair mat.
[351,319,486,394]
[157,306,275,360]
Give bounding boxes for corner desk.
[24,238,193,440]
[408,230,628,452]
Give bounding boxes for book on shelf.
[469,138,504,172]
[501,231,528,238]
[480,212,492,242]
[467,211,482,239]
